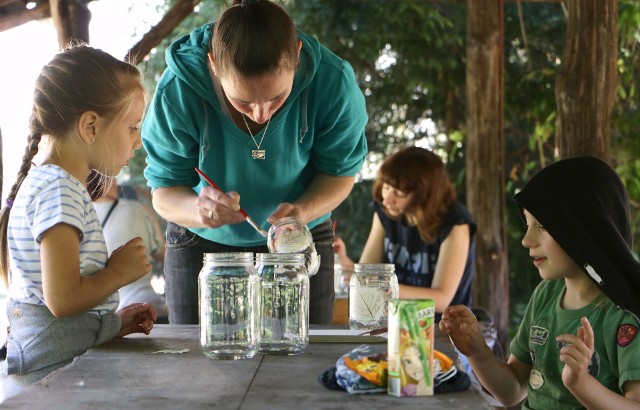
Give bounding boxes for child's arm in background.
[332,236,355,271]
[40,223,151,317]
[558,316,640,409]
[357,213,386,264]
[440,305,530,406]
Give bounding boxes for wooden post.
[49,0,91,48]
[555,0,617,162]
[465,0,509,351]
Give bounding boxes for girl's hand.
[196,186,246,227]
[557,316,595,389]
[106,237,151,286]
[439,305,486,357]
[116,302,157,337]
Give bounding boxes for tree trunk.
[50,0,91,48]
[465,0,509,351]
[555,0,617,162]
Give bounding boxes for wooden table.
[2,325,501,409]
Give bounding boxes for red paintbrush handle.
[195,167,248,217]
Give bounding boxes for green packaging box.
[387,299,435,397]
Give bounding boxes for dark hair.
[372,146,456,243]
[211,0,298,78]
[0,43,142,288]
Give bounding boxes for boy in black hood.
[440,156,640,409]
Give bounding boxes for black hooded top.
[513,156,640,319]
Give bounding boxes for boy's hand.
[439,305,486,357]
[557,316,595,389]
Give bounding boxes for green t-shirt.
[510,279,640,409]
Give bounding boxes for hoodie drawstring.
[298,89,308,144]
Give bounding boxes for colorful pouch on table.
[433,349,471,394]
[319,345,470,394]
[319,344,387,394]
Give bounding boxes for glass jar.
[198,252,260,360]
[333,253,352,297]
[333,252,344,295]
[349,263,399,330]
[256,253,309,355]
[267,217,320,276]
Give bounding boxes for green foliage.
[288,0,466,156]
[331,180,374,262]
[124,0,228,186]
[614,0,640,248]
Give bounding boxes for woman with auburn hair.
[334,146,476,321]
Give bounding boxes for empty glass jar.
[256,253,309,355]
[349,263,399,330]
[199,252,260,360]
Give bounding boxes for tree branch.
[125,0,202,65]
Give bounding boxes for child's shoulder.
[18,165,87,205]
[25,165,84,191]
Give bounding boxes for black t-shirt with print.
[374,201,476,318]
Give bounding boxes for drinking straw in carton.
[387,299,435,397]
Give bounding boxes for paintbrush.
[195,167,268,238]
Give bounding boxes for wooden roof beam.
[0,2,49,32]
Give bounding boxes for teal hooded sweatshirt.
[142,23,368,246]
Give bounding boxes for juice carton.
[387,299,435,397]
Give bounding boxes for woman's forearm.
[293,174,355,223]
[152,186,204,228]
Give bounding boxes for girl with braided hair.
[0,43,156,400]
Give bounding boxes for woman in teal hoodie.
[141,0,368,325]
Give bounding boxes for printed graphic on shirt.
[384,241,433,275]
[530,326,549,345]
[617,324,638,347]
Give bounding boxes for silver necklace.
[242,114,271,160]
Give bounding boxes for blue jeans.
[164,219,336,325]
[2,300,121,400]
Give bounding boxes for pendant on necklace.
[242,114,270,160]
[252,149,266,160]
